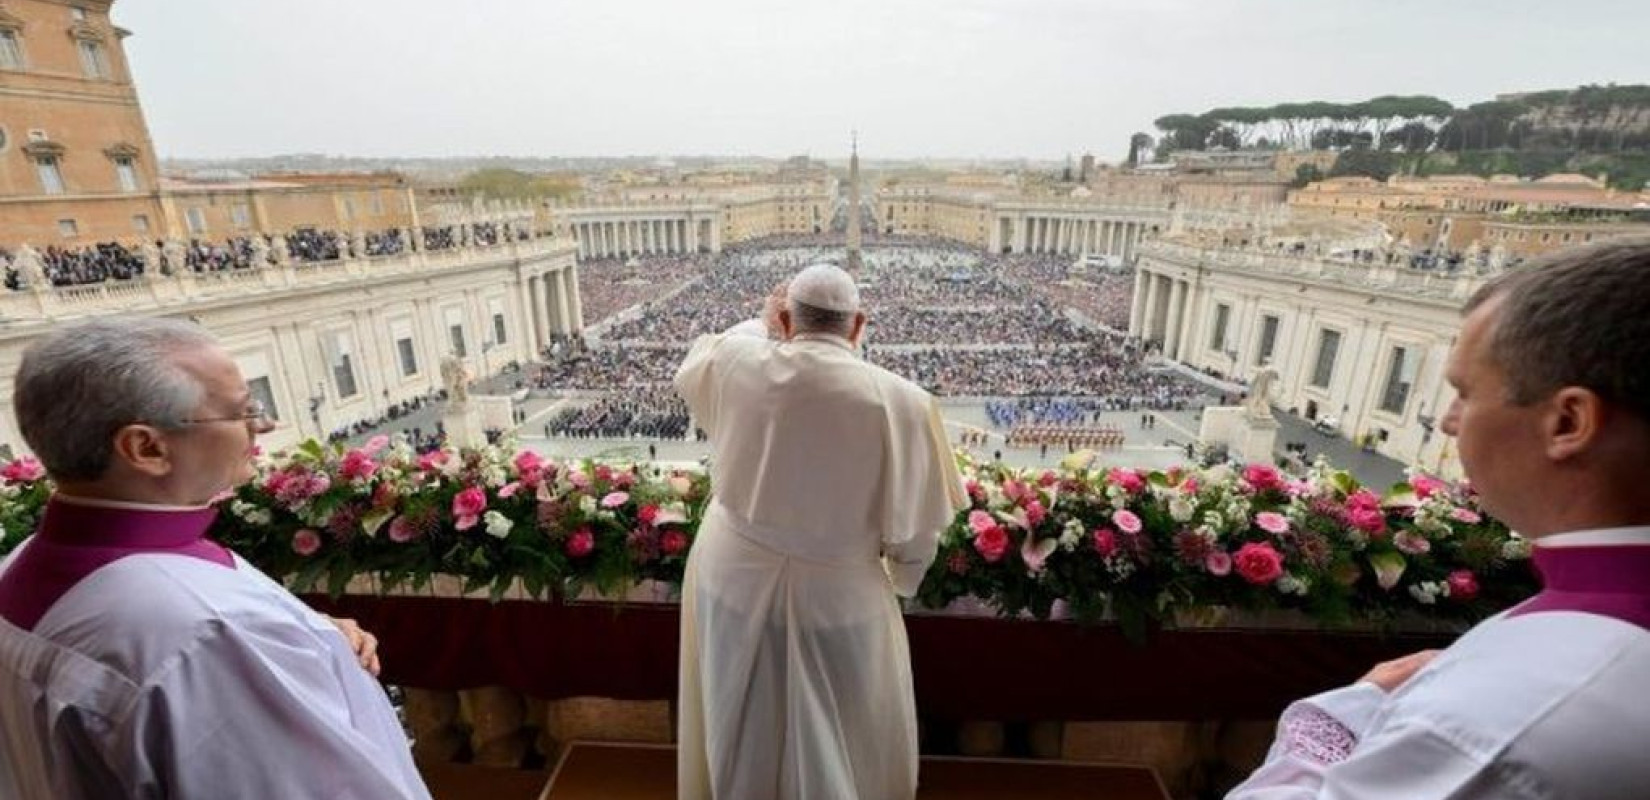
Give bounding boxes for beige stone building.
[0,0,166,245]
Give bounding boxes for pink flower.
[967,510,998,537]
[1233,542,1284,585]
[593,464,615,484]
[387,516,417,543]
[965,480,986,503]
[1284,479,1315,497]
[1205,550,1233,576]
[362,434,391,456]
[1242,463,1284,493]
[1394,530,1431,555]
[339,449,376,481]
[1180,478,1200,496]
[660,529,688,556]
[974,525,1010,563]
[567,470,591,491]
[1449,507,1483,525]
[1447,570,1479,602]
[1024,500,1047,529]
[638,504,660,526]
[0,456,45,482]
[513,450,545,474]
[565,526,595,558]
[498,481,521,499]
[417,450,449,472]
[1347,505,1387,535]
[1254,511,1290,535]
[1346,489,1381,512]
[292,528,322,556]
[1002,479,1032,505]
[1111,509,1143,535]
[600,491,630,509]
[1038,470,1059,488]
[1092,527,1118,558]
[612,471,637,490]
[1106,468,1145,494]
[453,486,486,530]
[1409,474,1447,500]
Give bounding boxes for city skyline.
[117,0,1650,161]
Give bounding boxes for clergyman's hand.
[762,280,789,340]
[327,615,383,677]
[1359,649,1440,693]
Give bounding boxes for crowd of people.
[870,345,1204,407]
[576,254,712,326]
[543,389,691,440]
[1004,424,1128,450]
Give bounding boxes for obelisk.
[846,132,863,275]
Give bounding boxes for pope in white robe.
[674,264,967,800]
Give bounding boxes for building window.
[131,214,150,233]
[1256,315,1280,366]
[1209,303,1231,352]
[397,337,418,377]
[35,157,65,194]
[342,198,355,221]
[247,376,281,422]
[326,333,359,399]
[492,312,508,346]
[113,156,138,191]
[0,30,22,70]
[185,207,207,235]
[57,219,79,237]
[449,324,467,358]
[1378,346,1418,415]
[77,40,109,79]
[1310,329,1341,389]
[230,204,251,228]
[70,7,88,21]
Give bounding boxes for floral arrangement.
[0,439,1537,634]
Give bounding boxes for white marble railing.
[0,237,574,326]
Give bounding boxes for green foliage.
[458,169,580,201]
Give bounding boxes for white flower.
[483,510,513,538]
[578,495,598,515]
[1059,518,1085,551]
[1501,536,1532,560]
[480,464,508,488]
[1203,464,1236,487]
[1408,581,1446,605]
[1276,573,1311,596]
[1168,497,1195,523]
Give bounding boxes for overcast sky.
[116,0,1650,162]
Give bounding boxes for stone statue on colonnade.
[140,240,162,276]
[249,234,270,268]
[12,245,45,290]
[441,353,471,407]
[162,239,187,278]
[1245,364,1279,421]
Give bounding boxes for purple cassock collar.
[0,495,233,632]
[1508,544,1650,631]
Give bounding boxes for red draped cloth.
[305,595,1455,721]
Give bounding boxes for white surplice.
[0,547,431,800]
[674,325,966,800]
[1227,528,1650,800]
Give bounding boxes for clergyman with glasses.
[0,317,432,799]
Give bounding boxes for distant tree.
[1291,163,1326,188]
[1329,147,1400,181]
[1126,132,1153,167]
[1382,121,1437,152]
[1207,126,1242,151]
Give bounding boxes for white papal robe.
[674,326,967,800]
[0,546,431,800]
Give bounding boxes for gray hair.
[15,316,220,481]
[1464,235,1650,422]
[787,300,856,338]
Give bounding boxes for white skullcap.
[787,263,860,313]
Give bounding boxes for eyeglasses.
[180,399,271,427]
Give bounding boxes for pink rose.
[0,456,45,482]
[1106,468,1145,494]
[1346,489,1381,512]
[1449,507,1483,525]
[1347,505,1387,535]
[565,526,595,558]
[612,471,637,490]
[1394,530,1431,555]
[340,449,376,481]
[1180,478,1200,496]
[514,450,545,474]
[387,516,417,543]
[974,525,1010,563]
[593,464,615,484]
[1447,570,1479,602]
[1002,479,1032,505]
[567,470,591,490]
[1038,470,1059,488]
[453,486,487,518]
[1233,541,1284,585]
[1409,474,1447,499]
[967,510,998,537]
[292,528,322,556]
[638,504,660,526]
[1111,509,1143,535]
[417,450,449,472]
[1205,550,1233,576]
[1242,463,1284,493]
[601,491,630,509]
[660,529,688,556]
[1092,527,1118,558]
[965,480,986,503]
[1024,500,1047,529]
[498,481,521,498]
[1254,511,1290,535]
[362,434,391,456]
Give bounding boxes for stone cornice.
[0,7,23,31]
[21,140,65,158]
